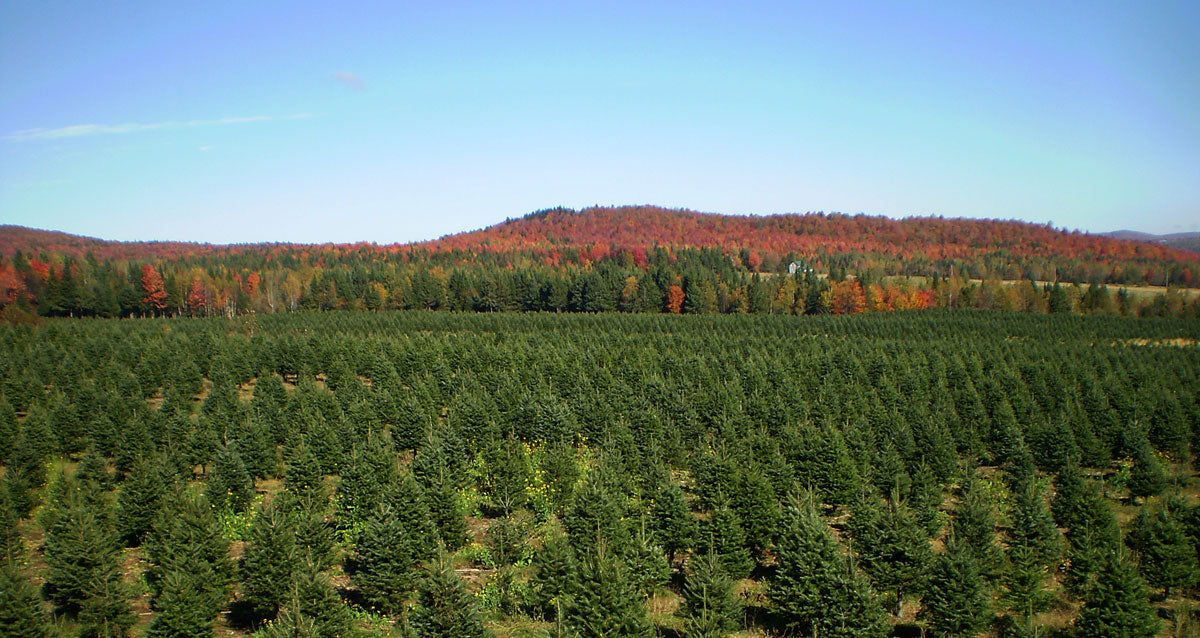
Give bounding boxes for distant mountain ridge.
[3,206,1198,265]
[1101,230,1200,253]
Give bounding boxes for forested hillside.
[2,311,1199,636]
[2,207,1198,323]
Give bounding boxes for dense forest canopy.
[2,207,1198,323]
[2,311,1199,636]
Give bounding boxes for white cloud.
[4,113,317,142]
[331,70,366,91]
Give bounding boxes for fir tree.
[289,554,352,638]
[1074,555,1160,638]
[624,524,671,599]
[528,533,577,622]
[335,432,397,531]
[953,474,1005,580]
[849,494,932,617]
[697,500,754,580]
[650,481,696,566]
[769,496,888,638]
[1128,439,1167,501]
[351,503,422,616]
[145,493,234,632]
[566,545,654,638]
[680,551,741,638]
[1007,479,1062,568]
[0,395,17,464]
[409,555,492,638]
[730,467,779,559]
[205,440,255,513]
[426,480,468,552]
[0,554,54,638]
[74,441,112,490]
[1002,544,1053,634]
[920,538,991,637]
[241,499,299,621]
[117,454,165,546]
[1125,502,1198,598]
[42,481,128,618]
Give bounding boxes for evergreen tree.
[849,494,932,617]
[1007,479,1062,568]
[145,493,234,633]
[528,533,577,622]
[1125,502,1198,597]
[1128,439,1167,501]
[42,481,129,621]
[74,442,112,490]
[426,480,468,552]
[0,554,54,638]
[920,538,991,637]
[335,432,397,531]
[565,546,654,638]
[650,481,696,566]
[205,440,255,513]
[409,555,492,638]
[680,551,741,638]
[625,524,671,598]
[117,454,166,546]
[1074,555,1160,638]
[697,500,753,580]
[953,474,1005,580]
[1002,544,1053,634]
[769,496,888,638]
[730,467,779,559]
[241,499,299,621]
[351,503,422,616]
[0,395,17,464]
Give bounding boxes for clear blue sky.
[2,1,1198,243]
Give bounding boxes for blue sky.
[2,1,1198,243]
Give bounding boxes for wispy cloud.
[4,113,316,142]
[331,70,366,91]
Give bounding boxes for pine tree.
[680,551,741,638]
[566,545,654,638]
[1074,555,1160,638]
[385,472,438,564]
[409,555,492,638]
[625,525,670,599]
[920,538,991,637]
[205,440,255,513]
[290,554,352,638]
[241,499,298,621]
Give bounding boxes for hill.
[1,207,1198,320]
[1102,229,1200,254]
[6,206,1198,265]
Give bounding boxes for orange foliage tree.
[666,285,685,314]
[140,264,167,312]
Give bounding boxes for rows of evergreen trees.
[1,310,1199,635]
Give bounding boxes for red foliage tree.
[187,277,208,315]
[140,264,167,312]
